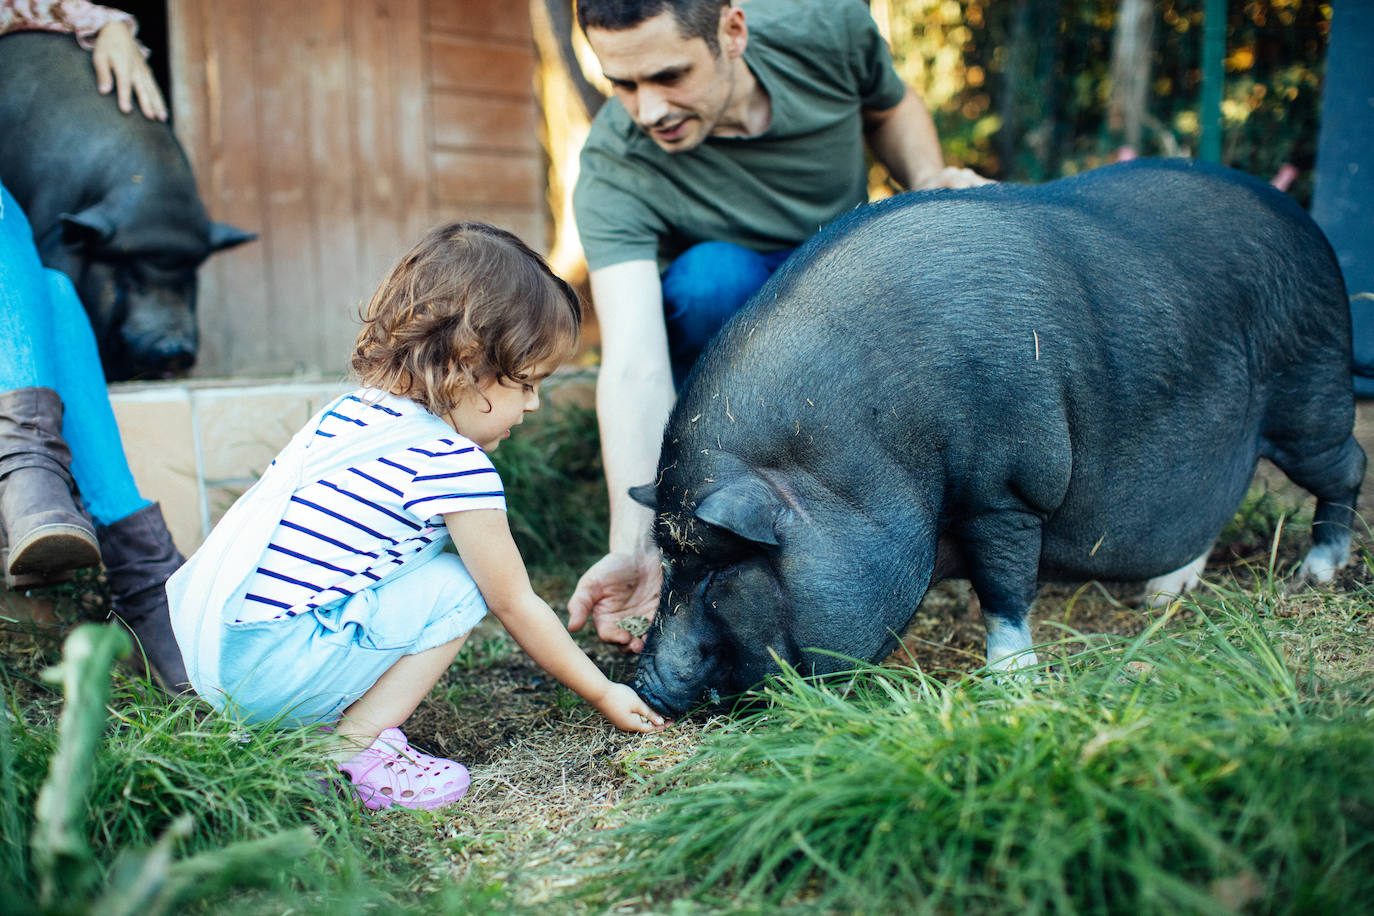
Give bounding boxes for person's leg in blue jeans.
[0,183,187,690]
[660,241,794,387]
[0,182,107,581]
[45,269,153,526]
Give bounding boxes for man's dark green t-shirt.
[573,0,907,272]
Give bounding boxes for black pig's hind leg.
[1264,432,1366,583]
[959,510,1045,671]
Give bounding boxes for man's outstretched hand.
[918,165,994,190]
[567,550,662,653]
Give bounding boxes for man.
[566,0,986,651]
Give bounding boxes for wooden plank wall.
[169,0,545,379]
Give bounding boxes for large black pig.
[630,158,1366,718]
[0,31,253,380]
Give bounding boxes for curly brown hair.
[351,222,581,417]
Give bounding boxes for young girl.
[167,222,664,811]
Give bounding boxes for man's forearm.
[864,84,946,190]
[587,259,678,556]
[597,360,674,554]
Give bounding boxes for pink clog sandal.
[337,727,470,811]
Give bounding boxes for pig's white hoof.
[1297,537,1350,584]
[1143,548,1210,608]
[986,617,1037,671]
[988,649,1040,673]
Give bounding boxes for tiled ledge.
[109,377,354,554]
[110,370,595,555]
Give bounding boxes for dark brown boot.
[96,503,190,693]
[0,387,101,587]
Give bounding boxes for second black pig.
[0,32,254,380]
[629,158,1365,718]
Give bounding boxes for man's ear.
[693,473,781,547]
[720,5,748,59]
[629,484,657,509]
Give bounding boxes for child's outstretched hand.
[594,682,667,733]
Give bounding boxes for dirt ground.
[5,401,1374,899]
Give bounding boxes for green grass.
[1,643,520,915]
[2,396,1371,914]
[452,633,516,671]
[0,397,613,915]
[487,398,608,600]
[583,589,1374,914]
[1215,482,1315,566]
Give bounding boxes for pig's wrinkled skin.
[0,32,254,380]
[630,158,1366,718]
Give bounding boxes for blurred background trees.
[873,0,1331,203]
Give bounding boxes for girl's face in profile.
[446,358,560,451]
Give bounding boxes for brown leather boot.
[96,503,190,693]
[0,387,101,588]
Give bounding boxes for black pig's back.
[0,32,206,248]
[677,159,1352,581]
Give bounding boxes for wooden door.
[170,0,546,378]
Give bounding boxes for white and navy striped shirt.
[236,390,505,623]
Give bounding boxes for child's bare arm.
[445,509,665,732]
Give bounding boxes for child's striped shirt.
[235,390,505,622]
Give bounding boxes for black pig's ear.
[628,484,657,509]
[694,475,782,547]
[209,221,257,252]
[60,207,116,248]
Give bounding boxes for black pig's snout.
[631,643,705,718]
[121,328,197,379]
[633,623,725,719]
[629,669,680,719]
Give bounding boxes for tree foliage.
[884,0,1331,203]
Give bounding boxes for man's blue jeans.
[661,241,794,387]
[0,182,149,526]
